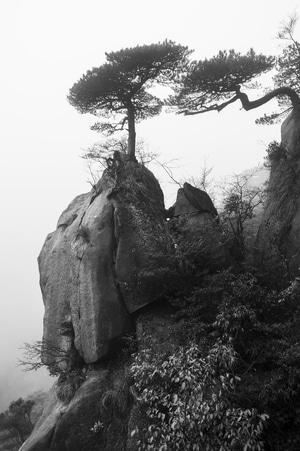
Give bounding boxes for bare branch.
[153,158,181,186]
[18,340,70,376]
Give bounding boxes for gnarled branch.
[234,85,300,111]
[181,85,300,116]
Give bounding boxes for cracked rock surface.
[256,111,300,275]
[38,158,173,367]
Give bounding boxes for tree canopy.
[68,40,192,160]
[257,14,300,124]
[0,398,34,445]
[171,46,300,117]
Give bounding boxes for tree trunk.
[127,105,136,160]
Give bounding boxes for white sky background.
[0,0,299,410]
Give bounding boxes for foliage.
[219,172,266,259]
[131,252,300,450]
[264,140,288,164]
[100,367,133,421]
[68,40,191,159]
[170,49,274,114]
[131,340,268,450]
[275,15,300,100]
[0,398,34,446]
[167,217,225,291]
[56,368,87,403]
[90,420,104,434]
[213,273,300,449]
[257,14,300,124]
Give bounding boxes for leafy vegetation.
[257,14,300,124]
[170,49,275,115]
[0,398,34,450]
[131,340,268,451]
[130,260,300,450]
[264,140,288,163]
[170,30,300,119]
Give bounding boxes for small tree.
[68,41,191,160]
[170,48,300,117]
[0,398,34,446]
[81,135,159,184]
[19,340,74,376]
[220,172,265,259]
[183,160,216,202]
[257,14,300,124]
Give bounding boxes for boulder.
[169,183,227,272]
[174,182,218,217]
[38,158,174,367]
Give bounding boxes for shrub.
[56,369,87,403]
[265,140,287,163]
[131,340,268,451]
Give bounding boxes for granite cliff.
[38,157,173,370]
[256,110,300,277]
[21,155,226,451]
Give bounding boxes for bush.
[212,273,300,449]
[131,340,268,451]
[56,369,87,403]
[265,140,287,163]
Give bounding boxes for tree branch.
[180,85,300,116]
[235,85,300,111]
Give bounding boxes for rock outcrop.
[256,110,300,276]
[20,301,179,451]
[173,182,218,218]
[22,160,227,451]
[20,364,133,451]
[38,156,173,368]
[168,183,228,273]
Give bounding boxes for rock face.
[20,365,133,451]
[174,182,218,217]
[169,183,228,272]
[20,301,177,451]
[38,157,173,368]
[256,110,300,276]
[22,164,228,451]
